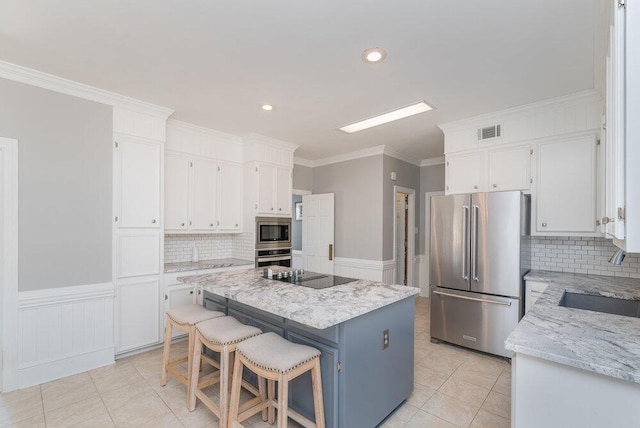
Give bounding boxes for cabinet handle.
[278,208,282,211]
[189,290,194,295]
[181,222,185,227]
[210,223,214,227]
[602,217,615,225]
[541,222,547,227]
[217,221,220,226]
[235,224,238,227]
[473,185,478,190]
[492,184,497,188]
[151,219,156,224]
[271,207,274,211]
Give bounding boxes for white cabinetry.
[445,145,531,195]
[255,164,292,215]
[164,152,242,233]
[533,135,597,235]
[115,135,161,228]
[446,152,484,194]
[488,144,532,191]
[113,107,170,356]
[603,0,640,252]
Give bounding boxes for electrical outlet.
[383,329,389,349]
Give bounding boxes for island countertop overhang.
[178,268,419,330]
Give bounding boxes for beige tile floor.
[0,297,511,427]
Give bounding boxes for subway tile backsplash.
[165,232,255,264]
[531,236,640,278]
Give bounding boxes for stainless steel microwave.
[255,217,291,249]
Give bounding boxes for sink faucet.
[609,248,626,265]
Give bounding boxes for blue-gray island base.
[179,268,418,428]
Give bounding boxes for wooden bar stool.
[160,304,224,389]
[228,332,325,428]
[188,316,263,428]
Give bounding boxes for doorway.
[393,186,415,287]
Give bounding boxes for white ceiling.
[0,0,597,161]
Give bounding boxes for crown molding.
[438,89,600,133]
[167,119,242,144]
[293,157,315,167]
[382,146,422,166]
[243,133,299,152]
[420,156,445,167]
[0,60,174,118]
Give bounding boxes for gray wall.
[313,155,383,260]
[292,194,303,250]
[382,156,420,261]
[293,164,313,191]
[418,163,445,254]
[0,78,113,292]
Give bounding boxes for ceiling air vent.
[477,124,501,141]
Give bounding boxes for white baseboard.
[17,282,115,388]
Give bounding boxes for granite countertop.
[165,258,254,273]
[178,267,419,329]
[506,270,640,384]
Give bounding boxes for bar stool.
[188,316,263,428]
[228,332,325,428]
[161,304,224,389]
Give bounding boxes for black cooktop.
[269,271,357,289]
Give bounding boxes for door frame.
[291,189,311,267]
[424,191,445,297]
[0,137,19,392]
[392,186,415,287]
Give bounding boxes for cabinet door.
[275,167,292,215]
[218,162,242,231]
[116,137,161,228]
[116,277,161,353]
[191,157,217,231]
[257,164,276,214]
[446,152,484,194]
[165,152,189,231]
[536,135,597,234]
[166,285,196,338]
[488,145,531,191]
[287,332,339,428]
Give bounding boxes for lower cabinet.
[165,284,196,338]
[287,331,339,428]
[116,277,162,353]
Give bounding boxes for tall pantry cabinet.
[113,107,172,355]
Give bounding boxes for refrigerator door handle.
[471,204,479,282]
[433,290,512,306]
[462,205,469,280]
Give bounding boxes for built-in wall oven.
[255,217,292,267]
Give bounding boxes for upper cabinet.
[439,91,602,237]
[255,163,292,215]
[164,121,243,234]
[243,134,298,219]
[602,0,640,252]
[114,134,161,229]
[533,135,597,235]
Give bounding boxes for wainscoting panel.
[17,282,115,388]
[334,258,399,285]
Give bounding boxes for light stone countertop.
[506,270,640,384]
[164,258,254,273]
[178,267,419,329]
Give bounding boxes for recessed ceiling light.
[362,47,387,64]
[339,101,433,133]
[261,104,274,111]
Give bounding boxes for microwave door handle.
[258,256,291,262]
[462,205,469,280]
[472,204,479,282]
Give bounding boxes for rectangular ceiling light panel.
[340,101,433,133]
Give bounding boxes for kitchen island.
[506,271,640,428]
[179,268,419,428]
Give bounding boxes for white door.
[275,167,292,215]
[302,193,335,274]
[218,162,242,231]
[446,151,485,194]
[488,144,531,191]
[257,163,276,214]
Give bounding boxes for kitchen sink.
[559,291,640,318]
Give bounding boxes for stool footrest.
[271,399,317,428]
[237,396,267,423]
[166,366,188,386]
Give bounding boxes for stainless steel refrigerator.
[430,191,530,358]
